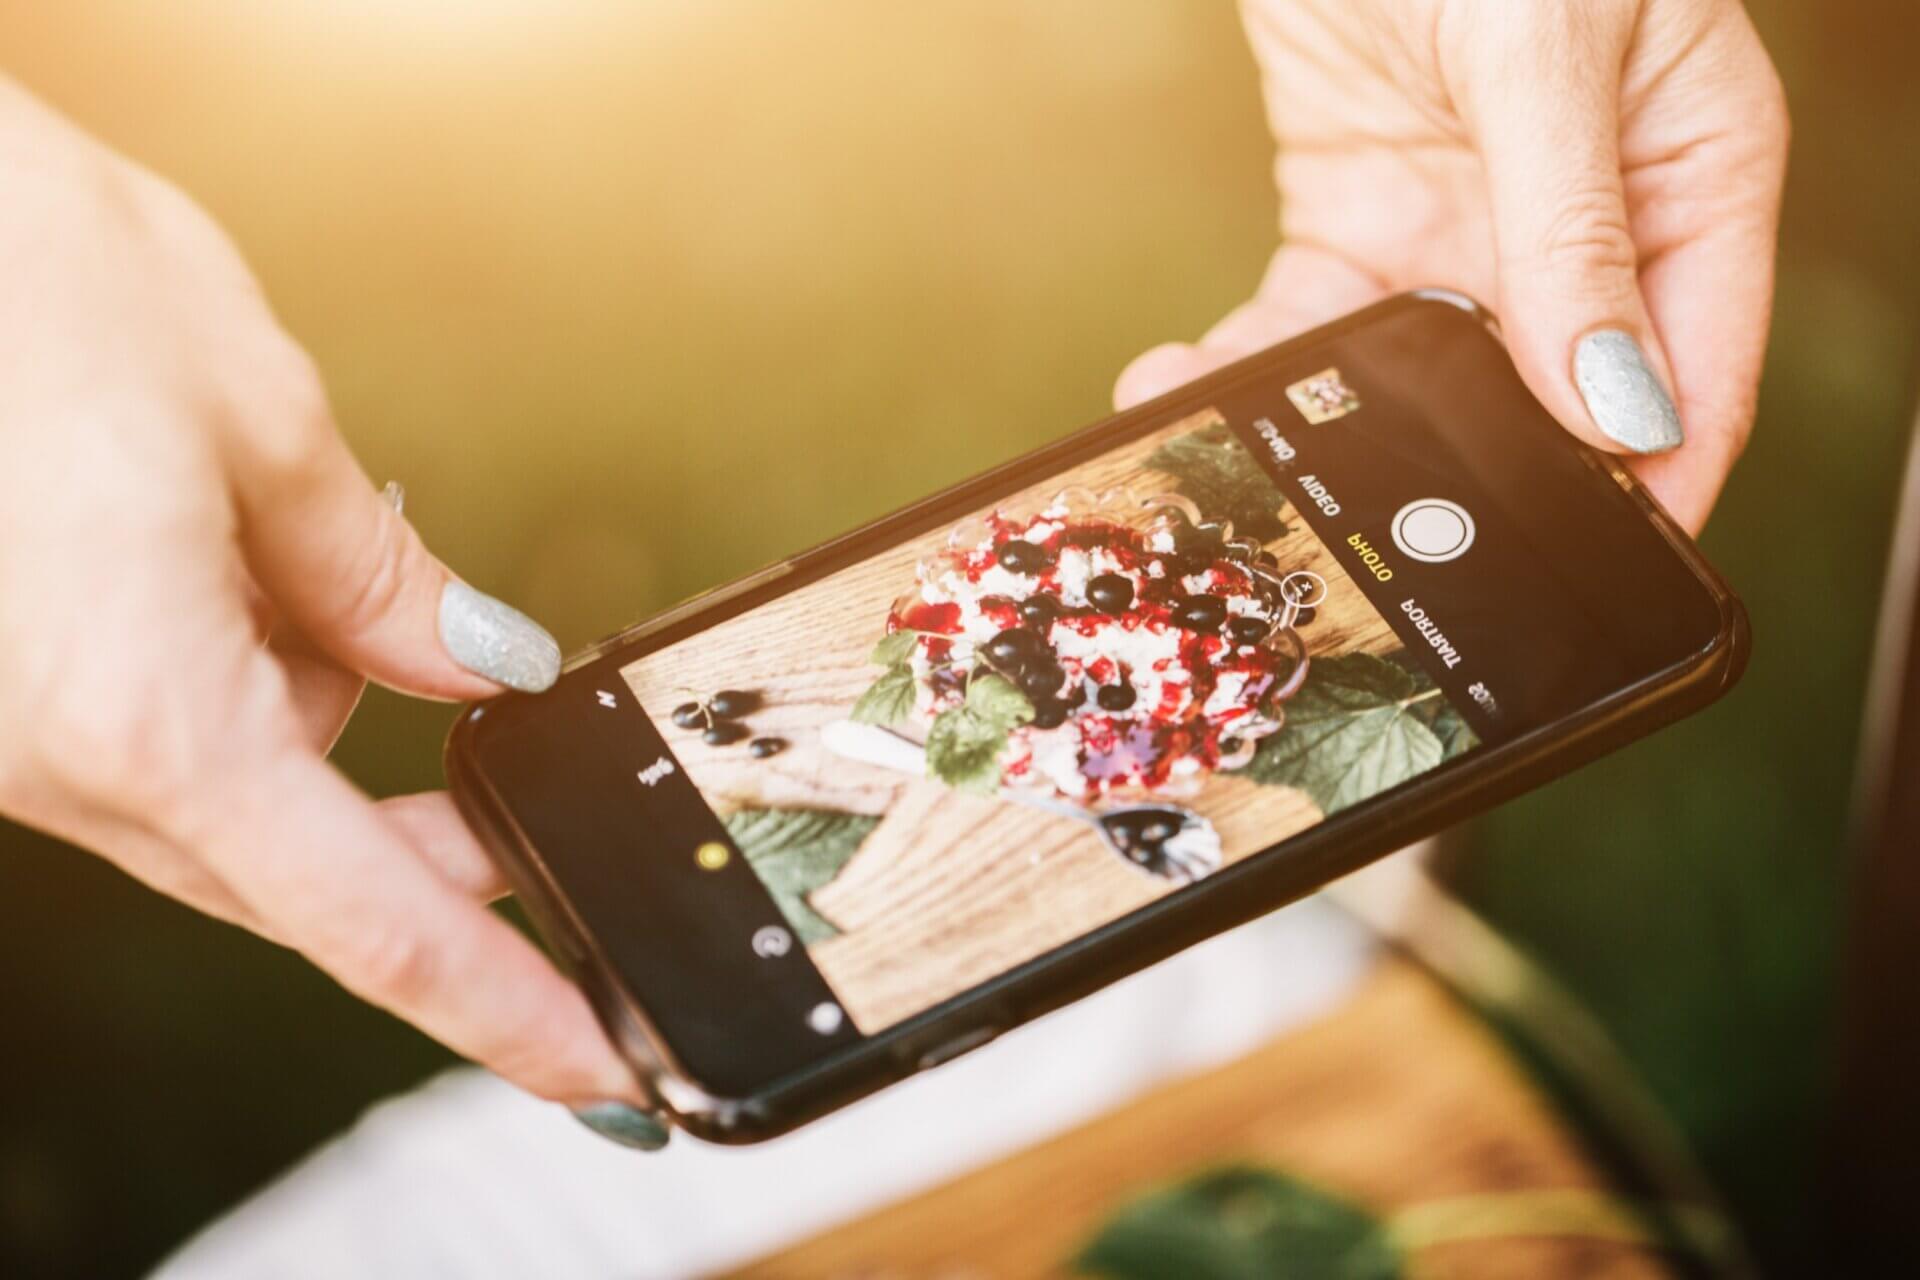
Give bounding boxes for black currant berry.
[1064,680,1088,707]
[996,539,1051,574]
[703,720,747,746]
[1226,617,1269,647]
[1062,525,1112,549]
[984,627,1047,670]
[748,736,786,758]
[1086,573,1135,613]
[1019,593,1062,628]
[1097,682,1137,711]
[1030,698,1069,729]
[1018,661,1065,699]
[1173,593,1229,631]
[671,702,705,729]
[1220,736,1244,754]
[708,689,757,718]
[1171,550,1211,578]
[1294,606,1318,627]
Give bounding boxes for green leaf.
[869,629,918,666]
[964,672,1036,728]
[919,674,1034,793]
[924,703,1012,793]
[1145,423,1290,543]
[1387,652,1480,762]
[851,664,917,727]
[1233,652,1446,815]
[723,808,879,944]
[1423,702,1479,761]
[1075,1165,1402,1280]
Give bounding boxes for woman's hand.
[0,80,648,1112]
[1117,0,1789,534]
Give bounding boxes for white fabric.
[158,896,1375,1279]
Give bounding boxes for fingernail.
[438,581,563,694]
[572,1102,670,1151]
[1573,329,1684,454]
[379,480,406,515]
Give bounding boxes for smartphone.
[446,291,1746,1142]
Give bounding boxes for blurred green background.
[0,2,1912,1275]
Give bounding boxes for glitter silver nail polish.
[572,1102,671,1151]
[379,480,406,515]
[1573,329,1684,455]
[438,581,562,694]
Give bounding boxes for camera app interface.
[619,381,1498,1035]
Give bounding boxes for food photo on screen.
[620,408,1480,1033]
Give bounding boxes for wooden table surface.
[727,958,1712,1279]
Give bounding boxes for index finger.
[169,743,644,1105]
[1629,212,1785,534]
[1622,15,1789,532]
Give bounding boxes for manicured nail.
[572,1102,670,1151]
[438,581,562,694]
[379,480,406,515]
[1573,329,1684,454]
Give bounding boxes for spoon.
[820,719,1223,884]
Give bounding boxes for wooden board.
[726,960,1703,1279]
[622,410,1404,1031]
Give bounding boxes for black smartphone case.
[445,291,1749,1143]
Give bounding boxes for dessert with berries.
[871,493,1314,805]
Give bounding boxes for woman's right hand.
[0,78,650,1113]
[1117,0,1788,535]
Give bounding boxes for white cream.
[900,511,1284,801]
[1053,547,1095,605]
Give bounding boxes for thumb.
[1115,245,1385,410]
[1455,9,1684,458]
[229,382,561,698]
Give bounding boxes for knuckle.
[480,999,611,1101]
[1726,424,1756,461]
[231,340,337,480]
[272,342,334,428]
[482,1027,570,1097]
[341,917,441,1008]
[1706,387,1761,459]
[330,511,418,637]
[29,684,194,819]
[1528,189,1639,292]
[29,651,298,835]
[1754,70,1792,155]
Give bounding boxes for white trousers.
[158,896,1375,1279]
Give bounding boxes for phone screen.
[466,297,1727,1098]
[605,302,1703,1038]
